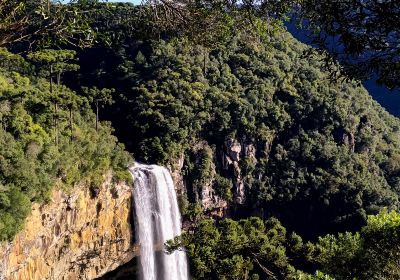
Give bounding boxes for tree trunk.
[96,100,99,132]
[69,106,73,142]
[50,65,57,145]
[203,47,207,74]
[50,65,53,94]
[55,72,61,146]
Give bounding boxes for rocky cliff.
[173,137,260,220]
[0,174,136,280]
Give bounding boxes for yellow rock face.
[0,174,136,280]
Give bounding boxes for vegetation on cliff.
[0,48,131,240]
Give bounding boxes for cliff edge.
[0,174,135,280]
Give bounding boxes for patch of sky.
[286,21,400,117]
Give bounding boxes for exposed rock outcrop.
[0,174,136,280]
[176,137,262,215]
[200,169,228,218]
[169,153,186,195]
[225,138,242,162]
[222,137,258,205]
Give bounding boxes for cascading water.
[130,163,189,280]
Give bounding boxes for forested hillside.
[70,30,400,239]
[0,48,131,240]
[65,22,400,278]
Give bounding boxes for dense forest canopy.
[71,29,400,239]
[67,9,400,277]
[167,210,400,279]
[3,0,399,91]
[140,0,400,89]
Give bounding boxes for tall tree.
[53,58,80,142]
[27,49,79,144]
[83,87,114,131]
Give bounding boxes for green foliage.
[0,185,30,241]
[185,146,214,193]
[0,49,131,240]
[83,86,114,107]
[167,217,309,280]
[303,271,336,280]
[311,210,400,280]
[139,0,293,47]
[168,211,400,279]
[180,199,203,223]
[213,173,233,202]
[0,0,106,48]
[75,29,400,239]
[28,49,77,65]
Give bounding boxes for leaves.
[168,217,305,280]
[74,29,400,239]
[0,48,131,241]
[312,210,400,280]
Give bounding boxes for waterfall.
[130,163,189,280]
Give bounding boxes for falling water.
[130,163,189,280]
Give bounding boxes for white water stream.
[130,163,189,280]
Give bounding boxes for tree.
[53,57,80,142]
[83,87,115,131]
[0,0,100,49]
[311,210,400,280]
[127,0,296,50]
[137,1,400,90]
[0,49,131,241]
[28,49,79,145]
[3,0,399,90]
[167,217,307,280]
